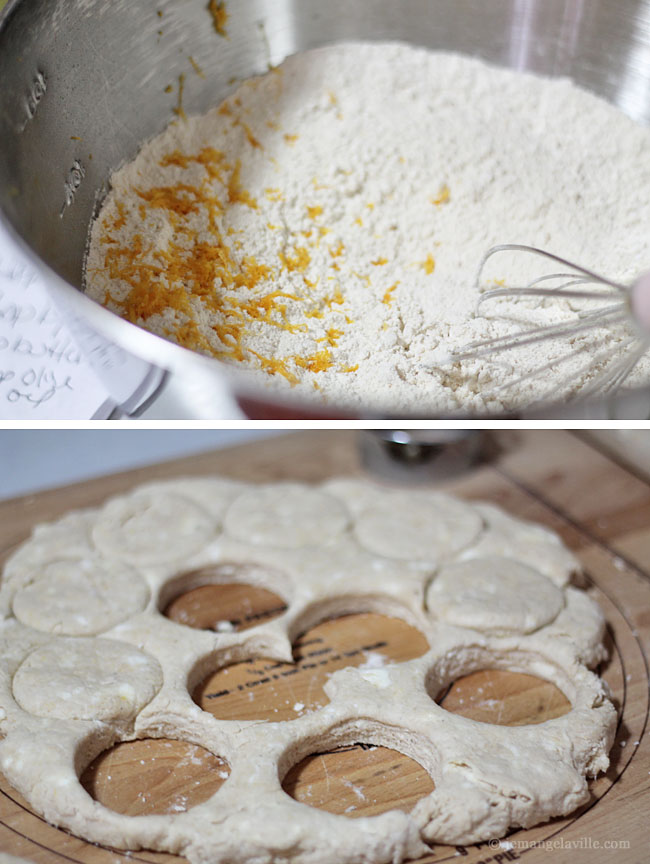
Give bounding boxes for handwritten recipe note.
[0,229,115,420]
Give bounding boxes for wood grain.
[81,740,230,817]
[0,430,648,863]
[194,609,430,723]
[439,669,571,726]
[283,744,435,820]
[165,582,288,632]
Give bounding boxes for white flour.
[85,42,650,414]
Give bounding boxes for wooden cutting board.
[0,430,648,863]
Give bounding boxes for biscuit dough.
[324,481,484,561]
[92,490,219,565]
[12,637,163,722]
[428,558,564,633]
[457,502,578,586]
[0,477,615,864]
[224,484,349,547]
[12,558,149,635]
[354,493,482,561]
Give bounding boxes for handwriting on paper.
[0,234,114,420]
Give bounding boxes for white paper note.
[0,229,116,420]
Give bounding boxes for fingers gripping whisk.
[443,244,650,405]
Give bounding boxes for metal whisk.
[440,244,650,405]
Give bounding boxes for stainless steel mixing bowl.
[1,0,650,418]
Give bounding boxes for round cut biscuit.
[12,558,149,636]
[354,492,483,562]
[92,491,217,565]
[13,638,162,722]
[427,557,564,633]
[224,484,350,548]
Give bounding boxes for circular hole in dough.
[354,493,483,561]
[92,491,217,565]
[427,557,564,634]
[437,669,571,726]
[165,582,288,632]
[282,743,434,818]
[12,559,149,636]
[12,638,163,722]
[194,612,429,722]
[80,738,229,816]
[223,484,350,548]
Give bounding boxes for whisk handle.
[631,272,650,335]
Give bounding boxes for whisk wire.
[439,243,649,407]
[476,244,629,293]
[477,284,623,308]
[489,335,636,402]
[448,304,628,363]
[579,340,647,400]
